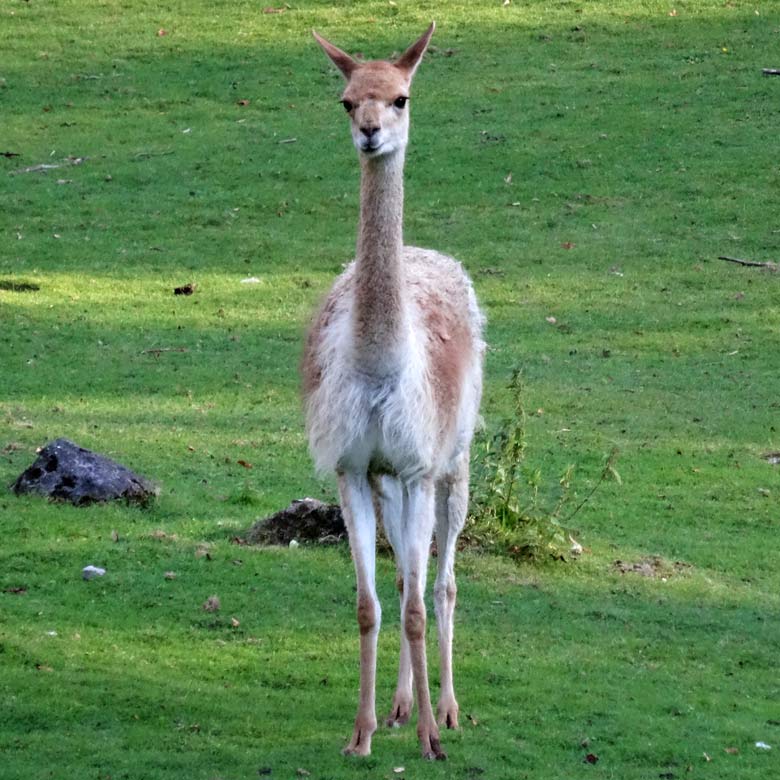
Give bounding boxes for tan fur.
[357,593,378,635]
[343,62,409,104]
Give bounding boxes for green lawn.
[1,1,779,778]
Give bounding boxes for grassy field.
[1,0,779,778]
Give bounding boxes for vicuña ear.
[312,30,358,79]
[394,21,435,80]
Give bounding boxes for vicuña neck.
[353,150,407,372]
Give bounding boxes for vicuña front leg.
[402,478,446,760]
[338,473,380,756]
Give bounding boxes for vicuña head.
[312,22,435,158]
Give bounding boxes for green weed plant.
[469,369,620,562]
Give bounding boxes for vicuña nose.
[361,125,380,139]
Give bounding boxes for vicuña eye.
[393,96,408,109]
[341,99,354,112]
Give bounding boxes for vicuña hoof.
[386,694,413,727]
[420,733,447,761]
[342,723,374,757]
[437,699,460,730]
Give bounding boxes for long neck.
[352,150,407,372]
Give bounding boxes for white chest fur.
[341,371,433,478]
[309,330,436,479]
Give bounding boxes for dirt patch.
[613,556,692,579]
[246,498,346,546]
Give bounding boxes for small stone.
[202,595,221,612]
[82,565,106,580]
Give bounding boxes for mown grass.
[2,1,779,778]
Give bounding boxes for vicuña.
[302,22,485,760]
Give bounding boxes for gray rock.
[82,565,106,580]
[12,438,157,506]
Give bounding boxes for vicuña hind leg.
[401,478,446,760]
[433,456,469,730]
[375,476,414,727]
[387,570,413,726]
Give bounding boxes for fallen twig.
[563,447,620,525]
[0,280,40,292]
[762,69,780,77]
[133,150,175,160]
[10,156,87,175]
[141,347,189,357]
[718,255,778,271]
[74,73,105,80]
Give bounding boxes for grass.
[1,0,779,777]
